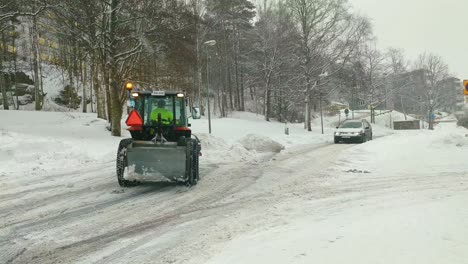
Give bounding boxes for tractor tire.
[185,139,199,187]
[192,140,200,183]
[116,138,137,187]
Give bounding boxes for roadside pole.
[464,80,468,109]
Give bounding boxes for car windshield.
[340,121,362,128]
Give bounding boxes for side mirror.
[192,107,201,119]
[188,123,192,127]
[336,126,339,129]
[365,127,370,129]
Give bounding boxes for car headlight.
[334,132,340,136]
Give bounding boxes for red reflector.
[127,126,143,131]
[126,110,143,127]
[175,127,191,131]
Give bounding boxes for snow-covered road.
[0,140,344,263]
[1,111,467,264]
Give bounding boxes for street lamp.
[203,40,216,134]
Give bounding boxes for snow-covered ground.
[207,124,468,264]
[1,109,467,264]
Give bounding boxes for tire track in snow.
[1,142,353,264]
[7,160,262,264]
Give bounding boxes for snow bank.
[196,133,257,164]
[333,123,468,178]
[0,110,120,184]
[436,132,468,147]
[190,112,333,150]
[239,134,284,153]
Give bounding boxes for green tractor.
[116,90,201,187]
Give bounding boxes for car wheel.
[334,137,339,144]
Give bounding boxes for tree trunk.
[240,65,245,111]
[0,33,9,110]
[265,83,271,121]
[0,75,8,110]
[89,60,94,113]
[227,57,233,111]
[304,77,312,131]
[12,35,19,110]
[82,58,87,113]
[31,16,42,111]
[108,0,123,136]
[428,107,434,130]
[234,32,241,110]
[94,60,105,118]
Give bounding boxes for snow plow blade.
[125,141,187,182]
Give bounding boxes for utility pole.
[203,40,216,134]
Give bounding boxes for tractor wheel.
[116,138,137,187]
[185,139,199,187]
[192,140,200,184]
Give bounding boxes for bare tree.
[414,52,449,130]
[288,0,370,131]
[0,0,50,110]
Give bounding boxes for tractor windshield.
[135,95,187,127]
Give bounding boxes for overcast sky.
[349,0,468,80]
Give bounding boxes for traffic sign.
[464,80,468,95]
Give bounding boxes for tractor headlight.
[177,93,185,98]
[131,92,139,98]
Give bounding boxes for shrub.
[457,116,468,129]
[54,85,82,109]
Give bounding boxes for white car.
[334,119,373,144]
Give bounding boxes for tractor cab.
[126,91,191,143]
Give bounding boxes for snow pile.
[191,111,332,150]
[239,134,284,153]
[334,123,468,178]
[196,133,258,163]
[0,110,120,183]
[437,133,468,147]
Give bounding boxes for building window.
[359,101,365,106]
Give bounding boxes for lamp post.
[203,40,216,134]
